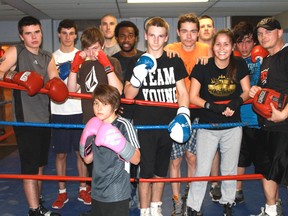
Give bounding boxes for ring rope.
[0,173,263,182]
[0,81,253,108]
[0,81,262,184]
[0,121,258,130]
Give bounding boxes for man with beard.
[113,20,144,79]
[113,21,144,212]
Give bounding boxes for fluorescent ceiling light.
[127,0,208,3]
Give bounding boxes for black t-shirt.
[125,51,188,125]
[257,44,288,131]
[190,57,249,124]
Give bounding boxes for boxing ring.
[0,81,287,216]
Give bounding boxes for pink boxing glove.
[97,50,114,74]
[95,123,135,161]
[79,117,103,157]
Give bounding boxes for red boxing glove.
[97,50,114,74]
[45,77,69,103]
[79,117,103,157]
[233,50,242,57]
[252,88,288,118]
[3,70,43,96]
[251,45,269,63]
[71,51,85,73]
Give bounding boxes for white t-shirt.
[51,48,82,115]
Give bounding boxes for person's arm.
[124,80,140,99]
[176,78,189,108]
[83,153,93,164]
[107,68,123,94]
[239,75,250,102]
[189,77,206,108]
[0,46,17,79]
[47,55,60,79]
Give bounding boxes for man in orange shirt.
[165,13,211,216]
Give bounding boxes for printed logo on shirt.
[141,67,177,103]
[260,68,268,86]
[208,75,235,97]
[85,66,99,92]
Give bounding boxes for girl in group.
[187,28,250,216]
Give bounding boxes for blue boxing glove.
[130,53,157,88]
[168,106,192,143]
[58,62,71,80]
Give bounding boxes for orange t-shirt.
[165,42,210,91]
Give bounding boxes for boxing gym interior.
[0,0,288,216]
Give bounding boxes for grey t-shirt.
[13,44,51,123]
[91,116,139,202]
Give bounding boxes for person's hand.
[249,86,262,98]
[130,53,157,88]
[3,70,43,96]
[204,101,226,114]
[166,50,180,58]
[71,51,86,73]
[268,103,288,123]
[97,50,114,74]
[196,56,209,65]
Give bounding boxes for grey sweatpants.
[187,127,242,211]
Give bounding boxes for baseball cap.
[256,17,281,31]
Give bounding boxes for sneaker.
[150,202,163,216]
[223,203,234,216]
[52,193,69,209]
[78,189,91,205]
[86,185,91,194]
[172,195,182,216]
[276,199,283,216]
[209,184,222,202]
[235,190,244,204]
[187,207,201,216]
[79,210,92,216]
[182,184,189,215]
[140,208,151,216]
[29,205,61,216]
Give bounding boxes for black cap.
[256,17,281,31]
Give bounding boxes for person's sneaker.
[276,199,283,216]
[86,185,91,194]
[78,188,91,205]
[223,203,234,216]
[29,205,61,216]
[52,193,69,209]
[209,184,222,202]
[79,210,92,216]
[150,201,163,216]
[187,207,201,216]
[172,195,182,216]
[234,190,244,204]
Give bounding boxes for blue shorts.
[170,118,198,160]
[51,114,83,153]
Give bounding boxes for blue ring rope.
[0,121,258,130]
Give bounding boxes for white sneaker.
[150,202,163,216]
[140,208,151,216]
